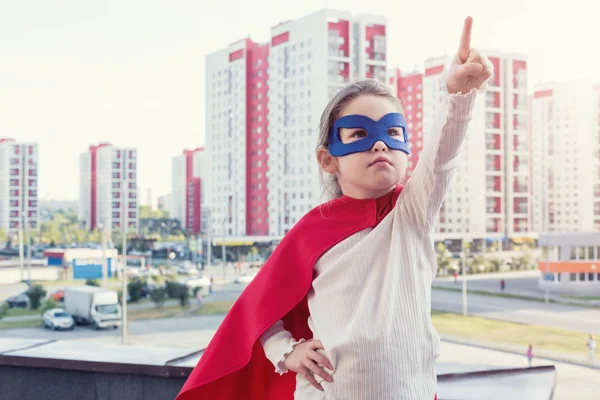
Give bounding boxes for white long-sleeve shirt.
[260,87,480,399]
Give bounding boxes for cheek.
[392,153,408,170]
[337,154,363,175]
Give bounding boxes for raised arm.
[399,17,492,233]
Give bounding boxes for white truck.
[64,286,122,330]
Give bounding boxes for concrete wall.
[0,365,186,400]
[0,266,66,285]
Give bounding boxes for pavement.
[431,287,600,333]
[437,341,599,400]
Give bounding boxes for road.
[432,288,600,333]
[3,279,599,340]
[434,270,542,296]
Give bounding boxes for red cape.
[176,186,403,400]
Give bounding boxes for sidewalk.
[432,281,600,307]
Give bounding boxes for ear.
[316,148,338,174]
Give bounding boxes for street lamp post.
[99,222,108,287]
[205,209,212,271]
[461,238,469,316]
[221,218,227,283]
[121,168,128,345]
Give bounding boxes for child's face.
[319,95,408,199]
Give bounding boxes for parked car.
[185,275,211,295]
[50,289,65,302]
[233,273,257,284]
[6,293,29,308]
[42,308,75,331]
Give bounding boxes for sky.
[1,0,597,204]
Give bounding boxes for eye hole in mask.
[328,113,410,157]
[341,127,406,144]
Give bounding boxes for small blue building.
[44,248,118,280]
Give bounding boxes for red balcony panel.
[328,20,350,57]
[489,57,501,86]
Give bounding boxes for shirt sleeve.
[398,84,484,234]
[259,319,306,375]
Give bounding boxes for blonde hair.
[316,79,404,200]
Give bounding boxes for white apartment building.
[171,148,206,235]
[205,9,388,237]
[423,51,532,244]
[79,143,139,232]
[0,139,38,234]
[531,80,600,232]
[266,9,388,235]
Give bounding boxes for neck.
[340,184,397,200]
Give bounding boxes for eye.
[351,129,367,138]
[387,128,405,142]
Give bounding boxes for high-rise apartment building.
[79,143,138,232]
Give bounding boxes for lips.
[369,156,392,166]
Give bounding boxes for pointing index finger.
[457,16,473,62]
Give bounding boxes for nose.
[371,140,388,152]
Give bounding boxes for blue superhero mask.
[328,113,410,157]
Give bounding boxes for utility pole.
[462,238,469,316]
[221,218,226,283]
[121,167,128,345]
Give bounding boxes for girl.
[177,16,492,400]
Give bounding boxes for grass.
[127,300,235,321]
[431,310,591,356]
[568,296,600,301]
[127,304,187,321]
[5,307,40,317]
[0,318,41,330]
[432,285,547,303]
[191,300,236,316]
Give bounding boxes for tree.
[488,258,502,272]
[435,243,454,275]
[127,278,147,303]
[26,285,47,310]
[150,287,167,308]
[165,281,189,307]
[139,205,169,219]
[87,229,102,244]
[468,255,488,274]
